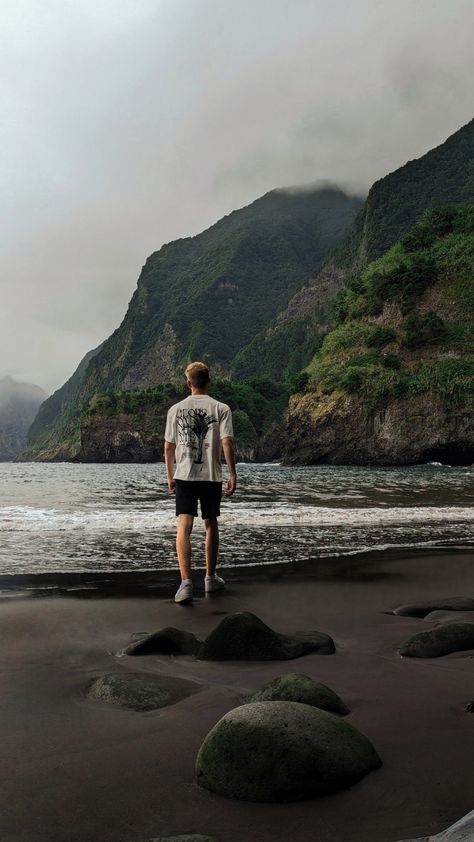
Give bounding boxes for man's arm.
[221,436,236,496]
[164,440,176,492]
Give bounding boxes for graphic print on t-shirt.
[176,407,217,466]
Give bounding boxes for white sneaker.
[174,581,193,604]
[205,574,225,593]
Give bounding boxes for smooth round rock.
[246,672,350,714]
[125,627,201,656]
[196,701,381,802]
[198,612,335,661]
[393,598,474,618]
[399,623,474,658]
[86,672,199,711]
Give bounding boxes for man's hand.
[225,473,237,497]
[164,439,176,493]
[221,436,237,497]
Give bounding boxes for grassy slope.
[304,206,474,408]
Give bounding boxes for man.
[164,361,236,604]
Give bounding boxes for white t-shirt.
[164,394,234,482]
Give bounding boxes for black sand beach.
[0,547,473,842]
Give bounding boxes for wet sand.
[0,548,473,842]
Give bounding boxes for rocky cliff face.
[79,415,164,463]
[73,378,290,464]
[0,377,47,461]
[285,391,473,466]
[78,412,285,464]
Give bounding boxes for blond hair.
[185,361,210,388]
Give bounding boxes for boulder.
[196,701,381,801]
[395,807,474,841]
[245,672,349,714]
[86,671,199,711]
[393,598,474,618]
[198,612,335,661]
[125,627,201,656]
[399,623,474,658]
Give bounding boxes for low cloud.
[1,0,473,391]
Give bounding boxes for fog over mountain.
[0,377,47,460]
[2,0,474,392]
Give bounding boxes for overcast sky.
[2,0,474,393]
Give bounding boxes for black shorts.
[175,480,222,519]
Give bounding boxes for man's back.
[164,394,233,482]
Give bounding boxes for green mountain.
[21,345,102,460]
[285,205,474,465]
[235,117,474,380]
[0,377,47,461]
[23,186,362,460]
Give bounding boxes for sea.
[0,462,473,576]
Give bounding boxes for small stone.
[86,672,199,711]
[399,623,474,658]
[198,612,335,661]
[245,672,349,714]
[125,627,201,656]
[393,598,474,618]
[196,701,381,801]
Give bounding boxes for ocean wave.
[1,503,473,533]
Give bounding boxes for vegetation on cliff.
[237,118,474,380]
[284,205,474,465]
[304,205,474,406]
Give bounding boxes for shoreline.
[1,544,472,600]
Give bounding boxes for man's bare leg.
[176,514,194,580]
[204,517,219,576]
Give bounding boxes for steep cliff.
[235,117,474,380]
[24,186,362,461]
[285,206,474,465]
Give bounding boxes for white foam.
[1,503,473,533]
